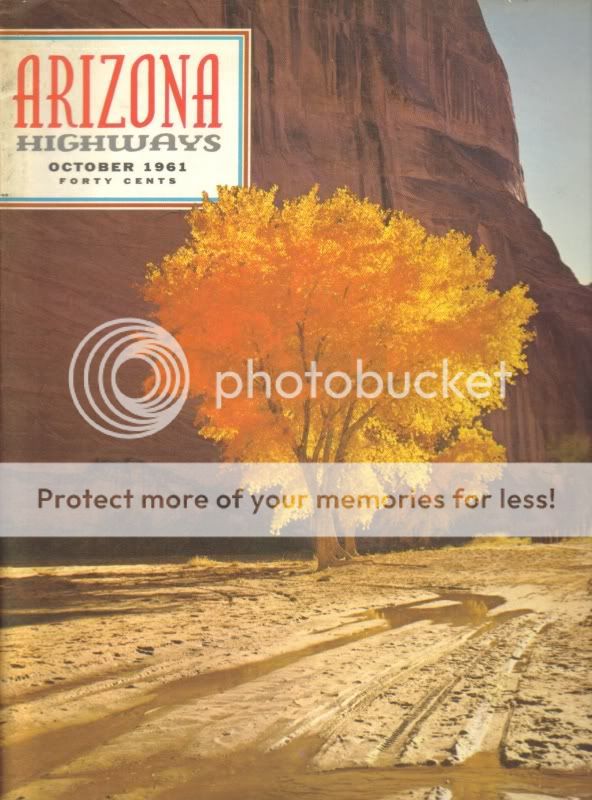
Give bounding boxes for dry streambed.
[1,543,591,800]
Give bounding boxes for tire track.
[312,608,539,771]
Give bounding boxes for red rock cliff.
[1,0,590,461]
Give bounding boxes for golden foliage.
[145,186,536,463]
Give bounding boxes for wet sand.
[1,540,591,799]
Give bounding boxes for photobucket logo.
[69,318,189,439]
[216,359,513,408]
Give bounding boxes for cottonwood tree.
[145,186,536,568]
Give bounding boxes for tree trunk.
[310,464,351,568]
[343,536,359,557]
[314,536,343,570]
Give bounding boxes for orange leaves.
[144,185,537,463]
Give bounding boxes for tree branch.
[334,398,356,462]
[296,321,311,460]
[336,403,379,459]
[348,403,379,435]
[323,426,334,463]
[311,425,327,463]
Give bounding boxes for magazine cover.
[0,2,590,799]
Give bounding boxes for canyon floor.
[1,540,591,800]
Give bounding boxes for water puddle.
[3,591,532,795]
[150,738,592,800]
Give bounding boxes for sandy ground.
[1,540,591,800]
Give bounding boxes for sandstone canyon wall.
[0,0,590,462]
